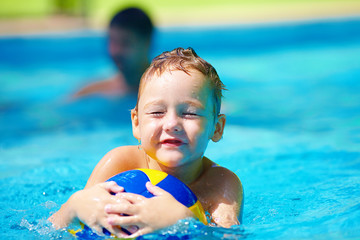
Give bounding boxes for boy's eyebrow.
[143,99,205,109]
[143,100,164,109]
[182,100,205,109]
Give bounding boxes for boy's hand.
[104,182,194,238]
[69,181,131,238]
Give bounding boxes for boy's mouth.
[161,139,184,147]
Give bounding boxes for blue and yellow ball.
[72,168,207,238]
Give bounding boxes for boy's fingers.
[108,214,140,227]
[98,181,115,188]
[92,223,128,239]
[104,225,129,238]
[100,181,124,193]
[105,202,136,215]
[126,225,139,234]
[91,217,130,238]
[116,192,146,203]
[109,193,131,202]
[91,225,105,236]
[145,181,168,196]
[128,227,151,238]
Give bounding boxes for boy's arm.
[48,146,140,233]
[48,182,124,230]
[206,167,244,227]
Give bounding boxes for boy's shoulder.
[108,145,140,155]
[192,157,242,195]
[88,145,145,184]
[202,157,241,184]
[105,145,144,167]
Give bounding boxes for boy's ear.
[131,109,140,140]
[211,114,226,142]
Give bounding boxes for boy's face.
[132,70,225,168]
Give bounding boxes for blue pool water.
[1,17,360,239]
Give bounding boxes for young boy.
[50,47,243,238]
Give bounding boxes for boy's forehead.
[152,69,207,86]
[145,70,210,94]
[139,70,214,105]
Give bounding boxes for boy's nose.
[164,113,182,133]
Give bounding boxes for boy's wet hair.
[136,47,226,115]
[110,7,153,40]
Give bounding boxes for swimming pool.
[1,17,360,239]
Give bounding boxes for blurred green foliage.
[0,0,53,18]
[0,0,357,29]
[0,0,346,18]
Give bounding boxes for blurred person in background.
[73,7,154,99]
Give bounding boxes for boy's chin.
[157,154,186,168]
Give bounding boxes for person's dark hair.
[110,7,153,40]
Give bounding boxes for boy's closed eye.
[149,111,165,117]
[144,104,167,117]
[181,105,205,119]
[147,111,199,118]
[182,111,200,119]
